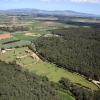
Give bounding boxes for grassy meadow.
[0,47,98,91]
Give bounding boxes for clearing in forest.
[0,47,98,91]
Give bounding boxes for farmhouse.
[0,34,12,40]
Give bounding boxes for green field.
[28,20,69,36]
[0,40,31,49]
[0,20,70,42]
[0,47,98,91]
[57,91,74,100]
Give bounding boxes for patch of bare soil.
[31,52,42,62]
[0,33,12,40]
[25,33,39,37]
[43,21,57,26]
[25,33,33,36]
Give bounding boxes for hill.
[0,8,100,18]
[0,61,62,100]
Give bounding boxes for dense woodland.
[0,61,61,100]
[35,27,100,80]
[65,21,100,28]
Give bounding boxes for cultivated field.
[0,40,31,49]
[0,33,12,40]
[0,47,98,91]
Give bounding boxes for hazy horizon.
[0,0,100,15]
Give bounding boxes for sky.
[0,0,100,15]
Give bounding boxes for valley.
[0,11,100,100]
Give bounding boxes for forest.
[0,61,62,100]
[35,27,100,80]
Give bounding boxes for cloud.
[4,0,19,2]
[40,0,51,2]
[40,0,67,2]
[70,0,100,3]
[40,0,100,3]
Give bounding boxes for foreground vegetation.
[0,47,99,100]
[0,61,65,100]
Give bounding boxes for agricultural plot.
[0,40,31,49]
[30,20,68,35]
[11,31,41,42]
[0,33,12,40]
[35,21,65,29]
[0,20,71,42]
[0,47,98,91]
[9,21,57,39]
[0,36,19,44]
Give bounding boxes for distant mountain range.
[0,8,100,18]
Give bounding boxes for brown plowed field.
[0,34,12,40]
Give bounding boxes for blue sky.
[0,0,100,15]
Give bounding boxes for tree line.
[59,77,100,100]
[0,26,29,32]
[35,27,100,80]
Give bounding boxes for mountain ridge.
[0,8,100,18]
